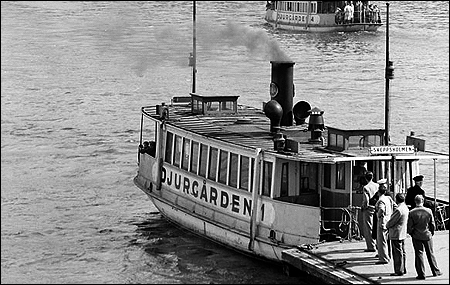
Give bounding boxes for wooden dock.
[282,230,449,284]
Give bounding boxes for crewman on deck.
[405,175,426,210]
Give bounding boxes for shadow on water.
[130,212,321,284]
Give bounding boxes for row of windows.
[164,131,273,196]
[276,1,317,14]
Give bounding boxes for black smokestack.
[270,61,295,126]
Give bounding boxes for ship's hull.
[134,176,295,262]
[133,151,321,263]
[265,10,381,33]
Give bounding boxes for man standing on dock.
[361,171,378,252]
[407,194,442,280]
[375,179,396,264]
[386,193,409,276]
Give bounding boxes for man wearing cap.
[375,178,396,264]
[407,194,442,280]
[361,171,378,252]
[405,175,425,210]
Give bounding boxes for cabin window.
[181,138,191,170]
[365,135,382,147]
[208,147,218,181]
[240,156,250,191]
[173,135,182,167]
[300,162,318,193]
[229,153,239,188]
[207,101,219,111]
[218,150,229,184]
[262,161,273,197]
[199,144,208,178]
[164,132,174,164]
[337,134,344,148]
[280,163,289,197]
[190,141,199,174]
[192,98,203,114]
[336,163,346,189]
[250,158,255,193]
[222,101,233,111]
[311,2,317,13]
[349,136,363,148]
[324,164,331,188]
[329,133,336,147]
[329,133,345,150]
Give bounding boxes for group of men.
[360,173,442,280]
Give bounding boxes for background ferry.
[265,1,383,32]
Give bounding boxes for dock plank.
[282,230,449,284]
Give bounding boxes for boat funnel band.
[270,61,295,127]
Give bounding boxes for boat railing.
[431,199,450,231]
[335,9,382,25]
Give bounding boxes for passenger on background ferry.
[366,4,374,23]
[375,179,397,264]
[354,1,362,23]
[361,171,378,252]
[407,194,442,280]
[372,5,381,23]
[335,7,343,24]
[386,193,409,276]
[344,1,353,24]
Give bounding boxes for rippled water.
[1,1,448,284]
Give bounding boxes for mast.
[384,3,393,145]
[384,3,395,192]
[192,1,197,94]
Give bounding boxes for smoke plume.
[197,20,291,62]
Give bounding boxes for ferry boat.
[134,2,448,266]
[264,1,383,33]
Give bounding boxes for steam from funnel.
[197,20,291,62]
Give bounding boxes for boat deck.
[143,103,445,162]
[282,230,449,284]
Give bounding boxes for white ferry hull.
[134,154,321,263]
[265,9,381,33]
[135,177,293,262]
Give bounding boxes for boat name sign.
[277,12,320,25]
[370,145,415,155]
[161,166,275,223]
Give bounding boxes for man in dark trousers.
[405,175,425,210]
[407,195,442,280]
[386,193,409,276]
